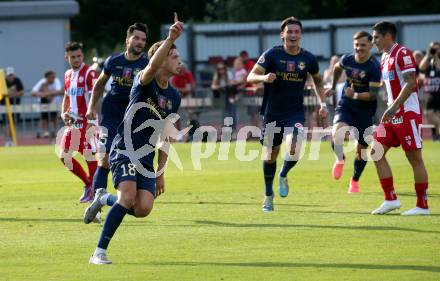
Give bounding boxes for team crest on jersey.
[78,76,84,83]
[122,68,132,79]
[166,100,172,110]
[359,71,366,79]
[298,61,306,70]
[404,135,412,146]
[389,58,394,66]
[133,68,142,76]
[352,69,359,78]
[158,95,167,109]
[403,56,412,65]
[287,61,295,72]
[257,56,265,64]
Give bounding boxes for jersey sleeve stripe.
[401,68,416,74]
[255,64,266,72]
[369,82,381,87]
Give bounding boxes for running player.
[325,31,381,193]
[88,14,183,264]
[247,17,328,211]
[86,23,149,205]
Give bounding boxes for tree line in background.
[71,0,440,57]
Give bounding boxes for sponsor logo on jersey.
[383,71,395,81]
[391,116,403,124]
[287,61,295,72]
[67,88,84,96]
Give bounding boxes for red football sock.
[380,177,397,200]
[415,182,428,209]
[87,161,97,185]
[64,158,90,186]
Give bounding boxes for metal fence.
[0,84,433,144]
[162,14,440,84]
[0,94,62,140]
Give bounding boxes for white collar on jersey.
[386,43,398,54]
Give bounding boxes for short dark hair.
[44,70,55,78]
[353,31,372,41]
[127,22,148,38]
[372,21,397,40]
[65,41,83,52]
[280,16,302,31]
[147,40,176,59]
[239,50,249,57]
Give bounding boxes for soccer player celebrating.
[60,42,98,203]
[85,23,149,215]
[371,21,429,215]
[324,31,381,193]
[88,14,183,264]
[247,17,328,212]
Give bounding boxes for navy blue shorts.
[98,119,119,153]
[260,116,305,148]
[111,158,156,196]
[333,106,374,147]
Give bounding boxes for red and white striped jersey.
[64,63,97,118]
[380,43,421,115]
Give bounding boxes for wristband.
[320,102,327,108]
[87,119,99,126]
[353,92,359,99]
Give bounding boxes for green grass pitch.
[1,141,439,280]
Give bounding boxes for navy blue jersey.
[110,72,181,168]
[101,52,149,123]
[257,46,319,120]
[338,54,381,112]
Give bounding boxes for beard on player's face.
[126,38,145,56]
[69,58,82,69]
[128,45,143,56]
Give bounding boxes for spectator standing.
[2,67,24,146]
[171,63,196,131]
[211,61,237,132]
[419,41,440,141]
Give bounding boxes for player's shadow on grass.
[150,261,440,273]
[193,220,440,234]
[159,201,323,207]
[283,210,440,216]
[0,217,82,223]
[397,192,440,198]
